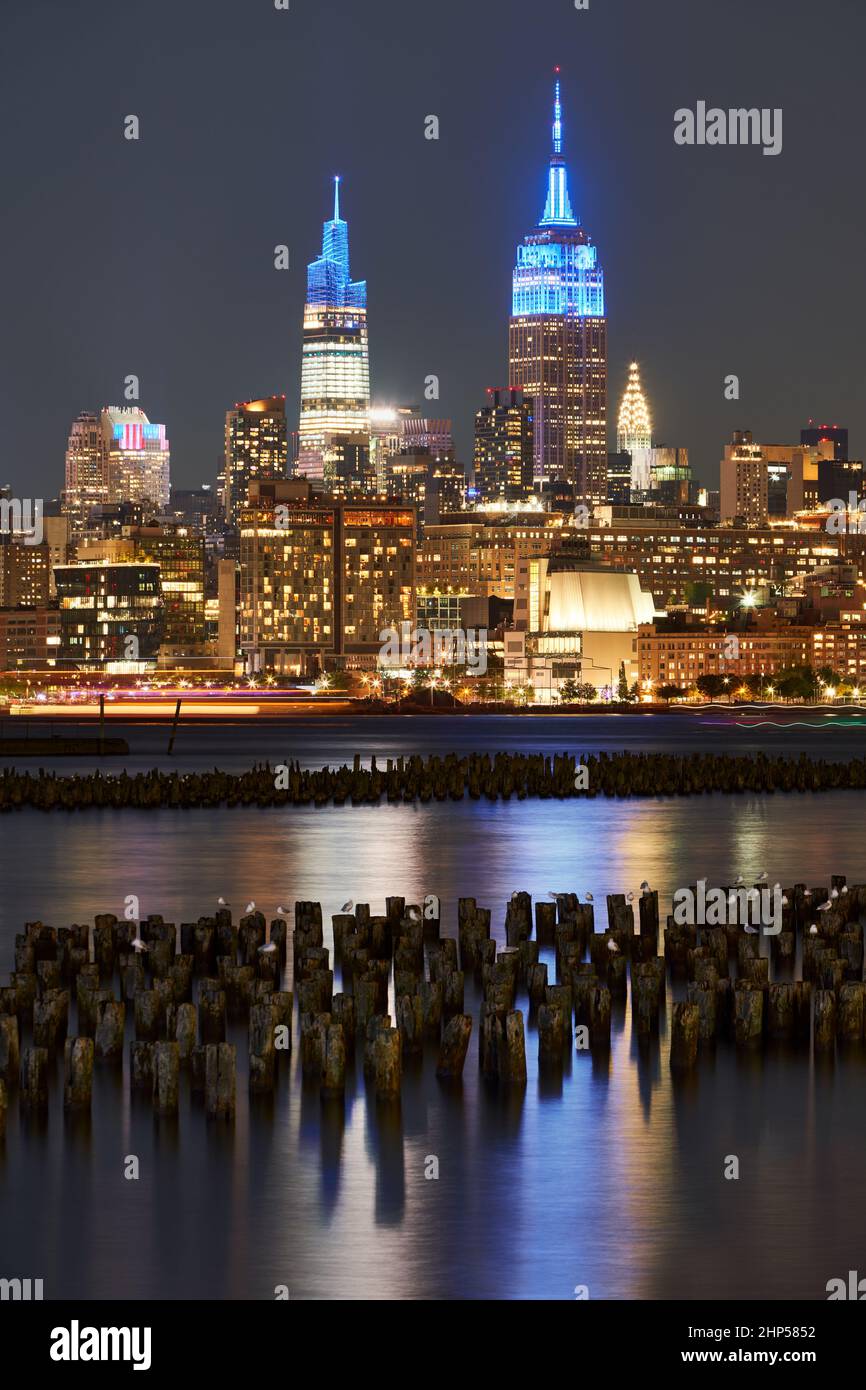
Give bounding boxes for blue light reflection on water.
[1,750,866,1300]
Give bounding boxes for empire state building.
[508,74,607,505]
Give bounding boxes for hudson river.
[1,712,865,1298]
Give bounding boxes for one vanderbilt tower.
[298,176,371,484]
[509,72,607,506]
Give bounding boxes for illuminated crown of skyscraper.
[617,361,652,452]
[540,74,577,227]
[306,176,367,309]
[511,74,603,319]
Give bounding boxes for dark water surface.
[1,715,866,1299]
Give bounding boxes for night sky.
[1,0,864,499]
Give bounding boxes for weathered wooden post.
[436,1015,472,1079]
[734,981,764,1047]
[373,1027,402,1099]
[249,1003,276,1093]
[130,1041,154,1092]
[397,994,423,1055]
[814,990,837,1050]
[538,1003,565,1064]
[205,1042,236,1119]
[670,1002,699,1069]
[0,1014,19,1084]
[321,1024,346,1097]
[502,1010,527,1087]
[20,1046,49,1109]
[94,1000,125,1060]
[63,1037,94,1110]
[174,1003,197,1063]
[152,1041,180,1114]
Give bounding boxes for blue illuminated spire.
[540,71,577,227]
[306,176,366,309]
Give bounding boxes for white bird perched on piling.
[131,937,149,953]
[607,939,619,953]
[734,875,745,886]
[584,892,593,903]
[809,924,819,935]
[258,942,277,954]
[818,901,832,913]
[841,885,849,894]
[804,889,812,898]
[640,881,650,895]
[407,905,422,922]
[781,895,789,906]
[217,897,230,907]
[245,901,256,915]
[341,900,353,913]
[757,871,768,882]
[830,888,839,899]
[276,905,288,916]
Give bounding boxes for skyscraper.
[298,177,371,484]
[63,412,109,533]
[617,361,653,492]
[617,362,652,454]
[509,73,607,506]
[473,388,534,505]
[223,395,288,523]
[101,407,171,512]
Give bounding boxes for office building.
[509,74,607,503]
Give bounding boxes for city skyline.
[2,0,863,499]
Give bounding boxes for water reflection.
[2,784,866,1297]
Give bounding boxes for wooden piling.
[436,1015,472,1079]
[152,1041,180,1114]
[670,1002,699,1069]
[205,1042,236,1119]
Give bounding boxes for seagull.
[773,882,781,892]
[276,905,288,916]
[757,871,768,883]
[841,886,849,894]
[626,892,635,903]
[217,897,230,907]
[734,875,745,887]
[781,895,789,907]
[407,905,422,922]
[131,937,149,954]
[830,888,839,899]
[258,943,278,954]
[818,902,832,913]
[585,892,594,903]
[804,889,813,898]
[341,900,353,913]
[606,939,619,953]
[245,901,256,915]
[809,924,819,935]
[640,881,650,893]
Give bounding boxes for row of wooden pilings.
[5,747,866,814]
[2,874,865,1133]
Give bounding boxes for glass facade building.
[509,76,607,506]
[298,178,371,483]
